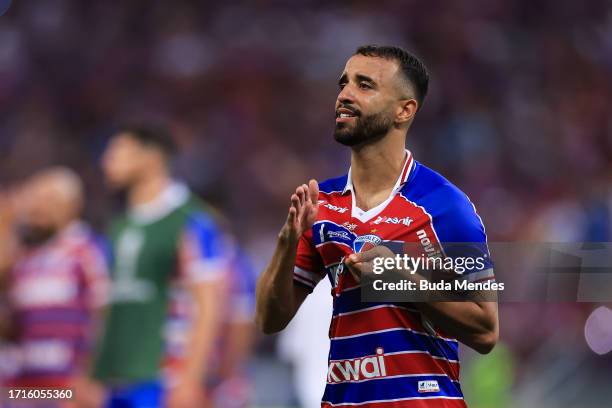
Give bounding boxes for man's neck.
[128,173,172,209]
[350,134,406,211]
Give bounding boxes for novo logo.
[327,348,387,383]
[416,229,442,257]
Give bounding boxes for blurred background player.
[0,167,108,406]
[205,242,257,408]
[93,126,229,408]
[165,239,258,408]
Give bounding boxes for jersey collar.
[129,181,190,224]
[342,149,414,195]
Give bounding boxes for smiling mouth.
[336,107,360,119]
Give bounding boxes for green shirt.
[93,183,226,382]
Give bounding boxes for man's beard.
[334,110,393,147]
[17,224,57,248]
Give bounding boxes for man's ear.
[396,99,418,125]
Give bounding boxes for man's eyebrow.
[338,73,377,86]
[355,74,375,84]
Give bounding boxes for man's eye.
[359,82,372,89]
[339,83,347,89]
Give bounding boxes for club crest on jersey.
[352,234,382,253]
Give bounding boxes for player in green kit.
[93,126,229,408]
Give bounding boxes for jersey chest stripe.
[333,303,418,318]
[332,306,456,342]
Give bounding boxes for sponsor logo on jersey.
[327,230,351,241]
[416,229,442,257]
[418,380,440,393]
[371,215,414,226]
[327,348,387,383]
[343,222,358,231]
[353,234,382,253]
[319,201,349,214]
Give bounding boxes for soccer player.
[1,168,108,403]
[94,126,229,408]
[164,238,257,408]
[256,45,499,407]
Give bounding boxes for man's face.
[18,178,62,245]
[334,55,404,147]
[102,133,151,189]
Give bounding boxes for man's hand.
[279,179,319,243]
[255,179,319,334]
[344,245,396,283]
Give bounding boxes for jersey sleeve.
[227,249,257,322]
[293,227,326,292]
[428,186,494,283]
[177,212,229,284]
[78,235,110,309]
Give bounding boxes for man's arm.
[345,247,499,354]
[412,298,498,354]
[182,276,225,386]
[256,179,319,334]
[166,213,232,408]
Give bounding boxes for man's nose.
[337,84,355,105]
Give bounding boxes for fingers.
[287,202,297,224]
[346,246,393,265]
[287,181,319,230]
[296,184,307,207]
[308,179,319,204]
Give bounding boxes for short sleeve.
[430,189,494,283]
[177,212,229,283]
[293,228,326,292]
[226,249,257,322]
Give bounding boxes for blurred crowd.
[1,0,612,407]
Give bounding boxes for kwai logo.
[327,348,387,383]
[372,215,414,226]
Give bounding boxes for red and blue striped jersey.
[293,151,494,407]
[7,222,109,387]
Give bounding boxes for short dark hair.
[355,45,429,109]
[120,124,177,157]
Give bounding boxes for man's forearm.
[182,280,224,384]
[415,300,498,354]
[255,236,300,334]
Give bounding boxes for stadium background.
[1,0,612,407]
